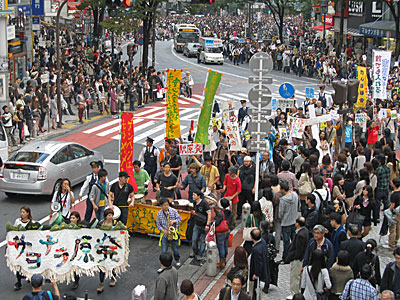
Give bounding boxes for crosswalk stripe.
[83,119,120,134]
[224,93,245,101]
[181,111,200,120]
[131,123,167,143]
[111,121,157,140]
[181,96,203,104]
[97,118,143,137]
[237,93,248,98]
[133,107,160,117]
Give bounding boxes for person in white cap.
[237,156,256,219]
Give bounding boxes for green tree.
[77,0,107,47]
[261,0,296,42]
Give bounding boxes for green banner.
[195,70,222,145]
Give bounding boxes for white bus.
[174,24,200,52]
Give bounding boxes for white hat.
[244,156,252,162]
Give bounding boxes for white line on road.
[220,83,233,87]
[104,159,120,164]
[111,121,157,140]
[83,119,120,134]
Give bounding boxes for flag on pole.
[120,112,137,192]
[165,69,182,139]
[195,70,222,144]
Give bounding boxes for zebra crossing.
[80,88,334,148]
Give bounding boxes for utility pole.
[152,15,156,68]
[321,0,328,55]
[56,0,68,128]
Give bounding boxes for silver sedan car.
[0,141,104,197]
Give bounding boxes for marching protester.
[109,171,135,224]
[80,161,103,222]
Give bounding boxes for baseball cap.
[240,147,247,154]
[31,274,44,288]
[119,171,130,178]
[244,156,252,162]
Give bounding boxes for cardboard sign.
[355,113,367,132]
[290,118,307,139]
[179,143,203,156]
[391,110,397,120]
[305,87,315,98]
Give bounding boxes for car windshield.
[11,152,49,164]
[205,47,222,53]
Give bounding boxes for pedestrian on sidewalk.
[219,275,250,300]
[215,198,232,269]
[15,104,25,144]
[2,105,17,147]
[190,191,211,262]
[222,166,241,228]
[249,228,270,299]
[226,246,248,291]
[50,95,57,130]
[180,279,201,300]
[285,217,309,298]
[154,252,178,300]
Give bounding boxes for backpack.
[314,189,330,223]
[284,148,297,170]
[26,290,53,300]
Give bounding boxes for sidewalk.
[167,214,397,300]
[8,104,109,154]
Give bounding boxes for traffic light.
[106,0,123,17]
[127,43,137,57]
[332,81,347,105]
[347,79,360,106]
[122,0,131,7]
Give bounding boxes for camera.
[45,279,51,283]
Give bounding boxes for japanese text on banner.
[195,70,222,145]
[120,112,137,192]
[179,143,203,156]
[356,66,368,107]
[165,70,182,138]
[373,50,391,100]
[221,99,242,151]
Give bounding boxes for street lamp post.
[321,0,328,55]
[56,0,68,128]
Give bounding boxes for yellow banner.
[126,204,190,240]
[166,69,182,138]
[356,66,368,108]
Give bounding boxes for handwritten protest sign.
[355,113,367,132]
[290,118,307,139]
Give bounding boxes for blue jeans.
[216,233,229,260]
[161,235,180,262]
[95,206,105,221]
[192,224,206,257]
[375,190,389,221]
[282,224,296,261]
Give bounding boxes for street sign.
[138,37,144,46]
[0,61,8,71]
[279,82,295,99]
[19,5,31,16]
[249,52,273,76]
[248,76,273,84]
[272,98,277,111]
[305,87,314,98]
[0,9,12,15]
[247,85,272,108]
[139,26,143,34]
[32,17,40,31]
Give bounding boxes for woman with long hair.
[319,131,330,163]
[353,185,376,237]
[244,201,265,254]
[309,154,320,177]
[352,239,381,288]
[343,171,357,210]
[298,161,315,214]
[301,249,332,299]
[364,162,377,192]
[226,246,248,291]
[354,168,370,198]
[387,151,399,182]
[50,178,75,222]
[332,173,346,202]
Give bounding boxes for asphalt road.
[0,40,331,300]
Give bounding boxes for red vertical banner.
[120,112,138,192]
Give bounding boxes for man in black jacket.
[238,156,256,218]
[249,229,270,299]
[340,224,365,268]
[303,193,319,236]
[285,217,309,297]
[381,247,400,298]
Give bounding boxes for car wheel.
[5,192,17,198]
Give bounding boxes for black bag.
[269,260,279,286]
[346,209,365,231]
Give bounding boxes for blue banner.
[19,5,31,16]
[32,0,44,16]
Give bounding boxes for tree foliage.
[261,0,296,42]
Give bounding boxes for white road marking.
[111,121,157,140]
[83,119,120,134]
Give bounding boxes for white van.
[199,37,224,65]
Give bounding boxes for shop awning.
[359,21,396,38]
[313,24,332,32]
[67,0,81,11]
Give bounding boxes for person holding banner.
[193,155,220,194]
